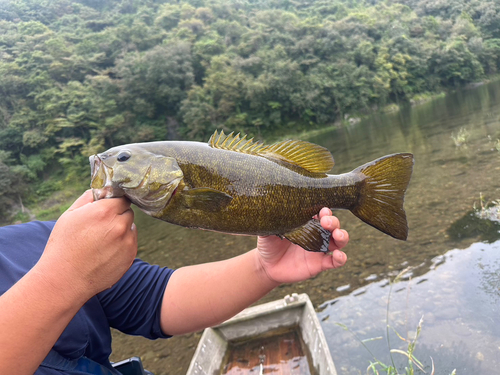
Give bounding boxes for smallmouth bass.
[90,131,413,252]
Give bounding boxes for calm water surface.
[111,81,500,374]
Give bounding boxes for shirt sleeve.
[97,259,175,339]
[0,221,55,295]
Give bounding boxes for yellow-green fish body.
[90,131,413,252]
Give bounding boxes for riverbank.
[273,89,452,143]
[3,182,85,226]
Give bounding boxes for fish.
[89,130,414,252]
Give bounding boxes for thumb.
[67,190,94,211]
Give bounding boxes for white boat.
[186,293,337,375]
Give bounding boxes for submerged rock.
[447,207,500,243]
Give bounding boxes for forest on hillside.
[1,0,500,219]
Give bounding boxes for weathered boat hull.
[187,293,337,375]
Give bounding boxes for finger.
[329,228,349,251]
[332,250,347,268]
[129,217,138,236]
[320,215,340,232]
[322,249,347,270]
[121,208,135,227]
[318,207,333,220]
[67,190,94,211]
[123,218,139,264]
[96,197,132,215]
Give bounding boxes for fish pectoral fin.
[180,188,233,212]
[284,220,331,253]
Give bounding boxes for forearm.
[0,262,88,375]
[160,248,278,336]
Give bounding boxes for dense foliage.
[1,0,499,218]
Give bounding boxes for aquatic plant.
[474,193,500,223]
[487,136,500,152]
[336,268,457,375]
[451,128,470,147]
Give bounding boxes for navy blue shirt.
[0,221,175,374]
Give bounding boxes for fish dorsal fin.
[209,130,267,154]
[208,130,334,173]
[262,139,334,173]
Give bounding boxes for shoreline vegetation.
[1,0,500,224]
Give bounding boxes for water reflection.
[318,240,500,374]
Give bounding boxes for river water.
[110,81,500,374]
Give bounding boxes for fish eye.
[117,151,131,162]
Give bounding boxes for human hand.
[37,190,138,300]
[256,208,348,285]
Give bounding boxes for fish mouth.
[90,155,119,200]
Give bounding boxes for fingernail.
[337,230,344,239]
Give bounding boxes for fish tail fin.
[351,153,414,240]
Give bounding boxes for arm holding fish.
[160,208,348,336]
[0,191,137,375]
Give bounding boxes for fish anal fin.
[284,220,330,253]
[180,187,233,212]
[208,130,334,174]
